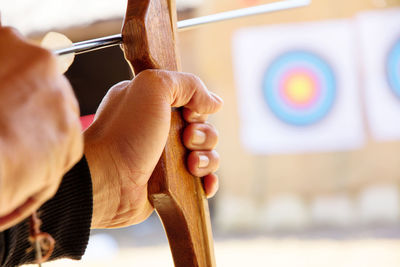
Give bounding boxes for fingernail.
[192,130,206,145]
[198,155,209,168]
[190,112,202,121]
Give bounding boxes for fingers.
[182,108,209,123]
[187,150,220,198]
[187,150,220,178]
[181,101,221,199]
[183,123,218,151]
[203,174,219,199]
[187,148,220,198]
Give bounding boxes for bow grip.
[122,1,215,266]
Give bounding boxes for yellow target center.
[286,75,314,103]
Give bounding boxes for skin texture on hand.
[0,27,83,231]
[84,70,223,229]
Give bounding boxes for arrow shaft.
[54,0,310,56]
[177,0,310,30]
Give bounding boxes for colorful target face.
[357,9,400,141]
[233,20,364,154]
[387,38,400,99]
[263,51,337,126]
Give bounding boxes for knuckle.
[107,80,130,99]
[136,69,156,80]
[188,73,202,85]
[108,83,125,96]
[36,47,57,67]
[137,69,172,85]
[191,76,207,92]
[24,46,58,77]
[135,69,175,98]
[0,27,21,38]
[111,80,130,91]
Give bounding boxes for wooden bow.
[121,1,215,266]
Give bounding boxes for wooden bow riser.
[122,1,215,266]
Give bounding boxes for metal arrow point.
[54,0,310,56]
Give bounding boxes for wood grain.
[122,0,216,266]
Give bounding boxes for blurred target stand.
[17,0,400,243]
[195,0,400,234]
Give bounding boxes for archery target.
[263,51,336,126]
[387,38,400,99]
[233,20,364,154]
[357,9,400,141]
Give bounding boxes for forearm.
[0,157,93,266]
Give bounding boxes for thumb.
[134,70,223,114]
[169,72,224,114]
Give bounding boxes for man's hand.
[84,70,223,229]
[0,28,83,231]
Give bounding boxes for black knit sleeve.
[0,156,93,267]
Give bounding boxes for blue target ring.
[263,51,337,126]
[387,38,400,99]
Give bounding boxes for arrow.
[54,0,310,56]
